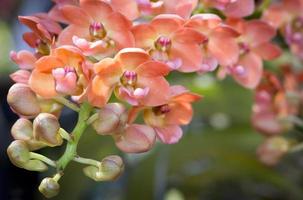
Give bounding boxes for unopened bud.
[83,155,124,181]
[11,118,45,150]
[7,140,30,167]
[23,159,48,172]
[33,113,62,147]
[39,99,63,118]
[7,83,41,118]
[257,136,289,166]
[39,177,60,198]
[93,103,127,135]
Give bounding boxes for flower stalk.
[56,102,93,170]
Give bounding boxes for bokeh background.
[1,1,303,200]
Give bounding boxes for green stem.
[86,113,99,125]
[73,155,101,167]
[29,152,57,167]
[53,97,80,112]
[289,142,303,153]
[58,128,72,141]
[56,102,93,170]
[53,173,63,182]
[257,0,272,12]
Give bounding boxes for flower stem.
[29,152,57,167]
[289,142,303,153]
[56,102,93,170]
[86,113,99,125]
[73,155,101,167]
[58,128,72,141]
[53,172,63,182]
[53,97,80,112]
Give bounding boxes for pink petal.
[115,124,156,153]
[232,52,263,89]
[10,50,36,70]
[151,14,184,36]
[208,28,239,66]
[58,25,89,45]
[110,0,140,20]
[132,24,158,48]
[60,5,91,26]
[172,27,206,44]
[155,125,183,144]
[80,0,113,21]
[137,76,170,106]
[253,42,282,60]
[224,0,255,18]
[244,20,276,46]
[170,43,203,72]
[116,48,150,71]
[10,70,31,84]
[136,61,171,77]
[165,102,193,125]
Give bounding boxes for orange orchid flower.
[91,48,171,107]
[57,0,135,57]
[143,85,201,144]
[132,14,206,72]
[29,45,90,99]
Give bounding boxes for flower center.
[89,22,107,41]
[154,36,172,52]
[152,104,170,116]
[239,42,250,55]
[291,17,303,33]
[120,71,138,87]
[36,39,50,55]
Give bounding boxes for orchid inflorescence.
[6,0,303,198]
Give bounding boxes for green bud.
[39,177,60,198]
[7,140,30,168]
[83,155,124,181]
[38,98,63,117]
[93,103,127,135]
[33,113,62,147]
[23,159,48,172]
[7,83,41,118]
[11,118,45,150]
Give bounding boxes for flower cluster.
[7,0,299,198]
[252,65,303,166]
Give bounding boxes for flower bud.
[115,124,156,153]
[33,113,62,147]
[257,136,289,166]
[11,118,45,150]
[7,140,30,167]
[7,83,41,118]
[23,159,48,172]
[83,155,124,181]
[39,99,63,118]
[93,103,127,135]
[38,177,60,198]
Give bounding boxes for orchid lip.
[52,66,78,94]
[35,40,50,55]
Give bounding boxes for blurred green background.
[1,1,303,200]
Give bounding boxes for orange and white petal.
[29,70,57,98]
